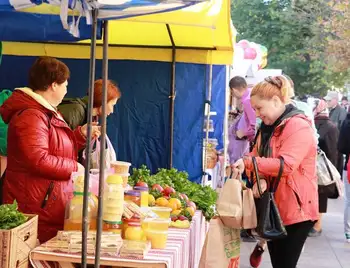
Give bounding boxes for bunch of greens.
[131,166,218,220]
[0,201,28,230]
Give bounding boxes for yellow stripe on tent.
[2,42,232,65]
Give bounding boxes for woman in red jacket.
[0,56,99,243]
[234,76,318,268]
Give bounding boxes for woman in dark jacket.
[310,99,339,236]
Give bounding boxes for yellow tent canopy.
[3,0,234,64]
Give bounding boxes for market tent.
[0,0,233,182]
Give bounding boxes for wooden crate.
[0,214,38,268]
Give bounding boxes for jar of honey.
[125,222,144,241]
[122,217,141,239]
[124,190,141,206]
[133,186,149,207]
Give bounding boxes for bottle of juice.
[103,174,124,223]
[64,175,95,231]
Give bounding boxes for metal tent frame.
[81,10,181,267]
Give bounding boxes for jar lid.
[106,174,123,184]
[133,186,149,191]
[73,191,91,196]
[124,190,141,197]
[123,217,141,223]
[128,222,141,227]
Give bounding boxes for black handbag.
[252,156,287,240]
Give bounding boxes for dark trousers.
[267,220,314,268]
[337,152,344,180]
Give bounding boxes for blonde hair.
[251,76,292,104]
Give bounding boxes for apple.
[187,201,197,211]
[180,193,189,201]
[178,215,188,221]
[152,184,164,193]
[136,181,148,188]
[171,215,178,222]
[163,187,176,196]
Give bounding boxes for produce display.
[128,166,218,221]
[0,200,28,230]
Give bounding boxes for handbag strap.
[252,156,284,196]
[320,151,335,182]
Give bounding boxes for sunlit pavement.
[240,198,350,268]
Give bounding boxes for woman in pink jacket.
[234,76,318,268]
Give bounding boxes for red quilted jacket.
[0,88,86,243]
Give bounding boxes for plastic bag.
[83,135,117,170]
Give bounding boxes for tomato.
[136,181,149,187]
[152,184,164,193]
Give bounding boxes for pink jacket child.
[244,114,319,226]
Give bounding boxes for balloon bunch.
[234,40,268,70]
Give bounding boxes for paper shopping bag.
[199,218,240,268]
[217,178,243,228]
[242,187,257,229]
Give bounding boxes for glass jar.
[125,222,144,241]
[124,190,141,206]
[133,186,149,207]
[103,175,124,223]
[103,221,123,235]
[122,217,141,239]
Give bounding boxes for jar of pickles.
[125,222,144,241]
[124,190,141,206]
[133,186,149,207]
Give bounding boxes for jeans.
[344,170,350,236]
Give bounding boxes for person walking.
[234,76,318,268]
[308,99,339,237]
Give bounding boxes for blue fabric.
[0,11,102,42]
[0,55,227,182]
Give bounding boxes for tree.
[231,0,349,95]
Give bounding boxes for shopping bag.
[317,149,340,186]
[242,187,257,229]
[83,135,117,169]
[216,171,243,229]
[199,218,240,268]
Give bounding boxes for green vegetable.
[130,166,218,220]
[149,189,163,200]
[0,200,28,230]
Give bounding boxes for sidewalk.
[240,198,350,268]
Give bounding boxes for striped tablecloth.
[30,211,208,268]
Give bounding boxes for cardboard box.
[0,214,38,268]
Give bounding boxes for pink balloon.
[244,47,257,60]
[238,40,250,49]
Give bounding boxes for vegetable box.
[0,214,38,268]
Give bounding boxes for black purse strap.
[252,156,284,197]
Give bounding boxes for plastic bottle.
[64,175,95,231]
[103,174,124,223]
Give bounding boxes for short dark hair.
[342,96,348,101]
[29,56,70,91]
[229,76,247,90]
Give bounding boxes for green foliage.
[0,201,28,230]
[231,0,349,95]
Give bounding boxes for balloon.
[237,40,250,49]
[244,47,257,60]
[259,57,268,69]
[260,45,268,55]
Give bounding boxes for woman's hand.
[252,179,267,198]
[233,158,245,174]
[81,122,101,139]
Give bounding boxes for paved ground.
[240,198,350,268]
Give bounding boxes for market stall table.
[30,211,207,268]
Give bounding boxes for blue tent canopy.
[0,0,205,41]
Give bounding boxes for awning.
[2,0,233,64]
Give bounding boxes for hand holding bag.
[252,156,287,240]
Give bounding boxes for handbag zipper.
[41,181,54,209]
